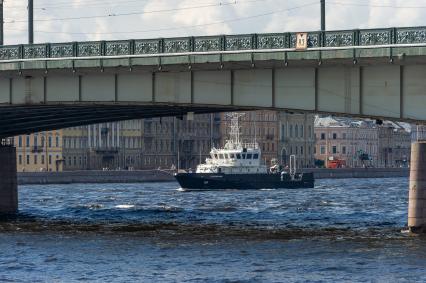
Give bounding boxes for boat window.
[253,154,259,159]
[242,154,246,159]
[236,154,241,159]
[246,154,252,159]
[219,154,224,159]
[230,154,235,159]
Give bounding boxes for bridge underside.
[0,104,241,138]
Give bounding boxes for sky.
[2,0,426,45]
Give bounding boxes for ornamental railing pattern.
[1,26,426,61]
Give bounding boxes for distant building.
[315,117,379,168]
[14,131,64,172]
[142,114,221,170]
[221,111,315,168]
[13,111,316,172]
[279,112,316,168]
[61,115,220,171]
[315,116,411,168]
[62,120,143,171]
[412,125,426,142]
[378,121,411,168]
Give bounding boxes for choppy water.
[1,178,426,282]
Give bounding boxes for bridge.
[1,26,426,233]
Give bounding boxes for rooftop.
[315,116,411,133]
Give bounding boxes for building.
[378,121,411,168]
[412,125,426,142]
[13,111,314,172]
[221,111,315,168]
[315,117,379,168]
[278,112,316,168]
[142,114,221,170]
[222,111,279,165]
[62,120,143,171]
[14,130,64,172]
[315,116,411,168]
[11,114,221,172]
[61,115,220,171]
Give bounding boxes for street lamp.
[28,0,33,44]
[321,0,325,31]
[0,0,4,45]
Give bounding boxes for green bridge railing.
[1,26,426,61]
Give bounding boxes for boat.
[174,113,315,191]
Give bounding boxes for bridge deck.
[1,26,426,63]
[0,26,426,137]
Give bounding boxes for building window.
[321,133,325,140]
[26,155,30,165]
[343,133,347,139]
[333,133,337,140]
[26,136,30,147]
[332,146,337,154]
[18,136,22,147]
[34,155,38,165]
[301,146,304,155]
[301,125,304,138]
[41,155,45,165]
[18,155,22,165]
[49,136,52,148]
[320,146,325,154]
[34,136,38,147]
[49,155,52,165]
[342,146,347,154]
[295,125,299,138]
[56,136,60,147]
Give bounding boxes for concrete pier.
[0,146,18,214]
[408,142,426,234]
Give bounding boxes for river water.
[1,178,425,282]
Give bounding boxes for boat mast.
[254,114,257,147]
[227,113,245,146]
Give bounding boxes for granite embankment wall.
[304,168,409,179]
[17,168,409,185]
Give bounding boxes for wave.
[115,205,135,209]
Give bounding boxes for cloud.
[2,0,426,45]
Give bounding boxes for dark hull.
[175,172,314,190]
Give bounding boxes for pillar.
[0,146,18,214]
[408,142,426,234]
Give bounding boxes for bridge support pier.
[0,146,18,214]
[408,142,426,234]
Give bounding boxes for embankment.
[303,168,408,179]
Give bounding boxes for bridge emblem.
[296,33,308,50]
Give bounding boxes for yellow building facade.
[14,130,64,172]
